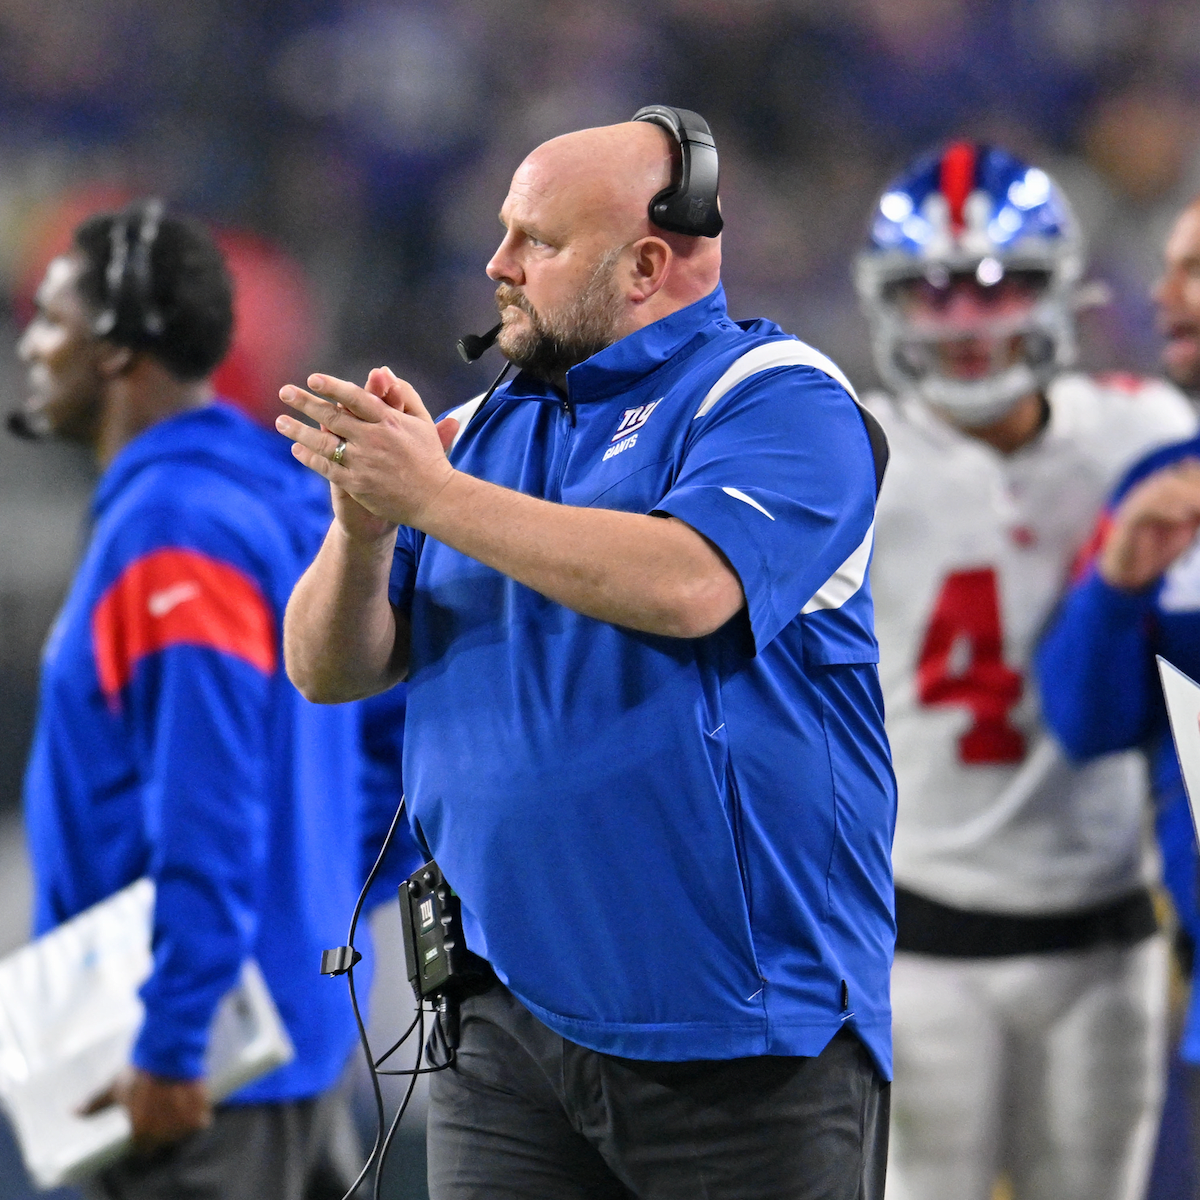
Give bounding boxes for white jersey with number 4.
[868,372,1197,914]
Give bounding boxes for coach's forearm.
[284,522,408,703]
[416,471,744,638]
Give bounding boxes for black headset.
[631,105,723,239]
[458,104,722,365]
[7,199,169,441]
[92,198,167,342]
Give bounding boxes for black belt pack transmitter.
[400,861,472,1000]
[320,805,479,1193]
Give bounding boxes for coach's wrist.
[330,513,399,558]
[404,463,469,535]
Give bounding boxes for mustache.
[494,285,536,319]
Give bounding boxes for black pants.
[428,980,889,1200]
[1186,1064,1200,1198]
[82,1087,360,1200]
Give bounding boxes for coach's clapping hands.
[276,366,459,538]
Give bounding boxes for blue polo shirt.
[390,286,897,1075]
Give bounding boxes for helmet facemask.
[870,265,1071,427]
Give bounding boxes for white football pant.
[885,937,1169,1200]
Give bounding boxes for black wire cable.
[337,796,412,1200]
[440,360,510,462]
[376,1002,459,1076]
[374,1007,422,1069]
[376,1057,458,1076]
[480,360,513,407]
[339,965,383,1200]
[333,796,467,1197]
[373,1007,425,1200]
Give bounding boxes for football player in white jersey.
[857,142,1198,1200]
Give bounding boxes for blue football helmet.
[855,142,1084,425]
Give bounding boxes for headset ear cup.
[631,105,723,238]
[95,199,166,343]
[129,199,166,339]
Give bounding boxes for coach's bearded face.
[486,120,721,385]
[495,247,625,382]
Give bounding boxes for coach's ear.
[626,236,671,304]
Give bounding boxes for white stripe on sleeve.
[694,340,859,420]
[801,522,875,614]
[721,486,776,520]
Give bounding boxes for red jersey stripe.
[92,548,277,701]
[940,141,977,233]
[1069,510,1116,584]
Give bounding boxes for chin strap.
[911,361,1047,428]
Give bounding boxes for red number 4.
[915,568,1026,764]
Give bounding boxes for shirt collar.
[566,283,732,403]
[481,284,728,407]
[91,402,286,518]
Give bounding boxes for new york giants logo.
[611,399,661,442]
[603,399,661,462]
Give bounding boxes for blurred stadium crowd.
[3,0,1200,1196]
[0,0,1190,788]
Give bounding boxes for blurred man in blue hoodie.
[1037,196,1200,1200]
[11,202,376,1200]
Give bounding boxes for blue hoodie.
[23,402,373,1102]
[1037,432,1200,1062]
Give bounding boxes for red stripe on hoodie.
[92,547,276,702]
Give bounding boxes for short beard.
[495,247,625,382]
